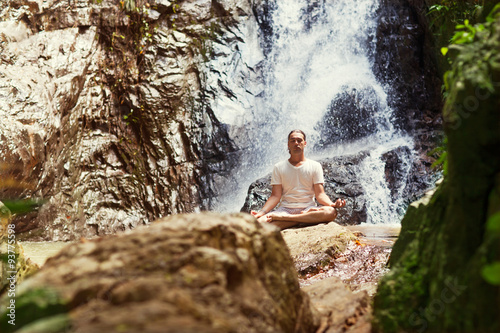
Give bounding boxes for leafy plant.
[1,199,46,215]
[428,2,500,177]
[428,137,448,176]
[427,1,484,40]
[0,162,45,216]
[96,0,159,102]
[443,3,500,94]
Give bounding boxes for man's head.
[288,129,306,142]
[287,129,307,155]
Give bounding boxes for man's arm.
[251,185,282,218]
[314,183,346,208]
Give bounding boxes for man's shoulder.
[306,158,322,167]
[274,159,289,168]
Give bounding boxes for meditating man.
[251,129,346,229]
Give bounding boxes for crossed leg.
[258,206,338,230]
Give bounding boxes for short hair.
[288,129,306,141]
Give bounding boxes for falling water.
[215,0,417,224]
[254,0,392,149]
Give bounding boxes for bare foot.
[256,215,272,223]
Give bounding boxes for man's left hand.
[331,198,346,208]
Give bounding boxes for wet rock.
[239,174,273,214]
[281,222,357,275]
[0,213,319,332]
[303,241,392,297]
[373,0,443,135]
[320,153,369,225]
[318,88,381,146]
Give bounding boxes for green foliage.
[0,162,45,216]
[13,314,71,333]
[123,0,136,12]
[0,288,68,333]
[441,3,500,62]
[450,18,479,43]
[428,3,500,177]
[486,211,500,235]
[97,0,159,100]
[1,199,46,215]
[428,3,451,17]
[482,261,500,285]
[427,1,484,42]
[428,137,448,176]
[123,109,139,125]
[429,1,483,22]
[188,21,220,62]
[482,211,500,285]
[443,5,500,94]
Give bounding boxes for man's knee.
[323,206,337,221]
[271,221,299,230]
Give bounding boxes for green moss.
[14,314,71,333]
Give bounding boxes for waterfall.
[211,0,418,224]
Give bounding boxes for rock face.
[373,11,500,333]
[373,0,443,136]
[0,0,262,240]
[241,149,435,224]
[0,213,319,333]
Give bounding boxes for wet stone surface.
[299,225,399,297]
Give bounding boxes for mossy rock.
[373,10,500,333]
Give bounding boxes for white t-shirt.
[270,159,324,208]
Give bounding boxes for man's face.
[288,132,306,154]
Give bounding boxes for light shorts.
[271,205,318,215]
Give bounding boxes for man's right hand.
[251,210,264,218]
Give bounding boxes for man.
[251,129,346,230]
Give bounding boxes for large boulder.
[0,213,319,333]
[281,222,357,275]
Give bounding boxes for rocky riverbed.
[299,224,399,296]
